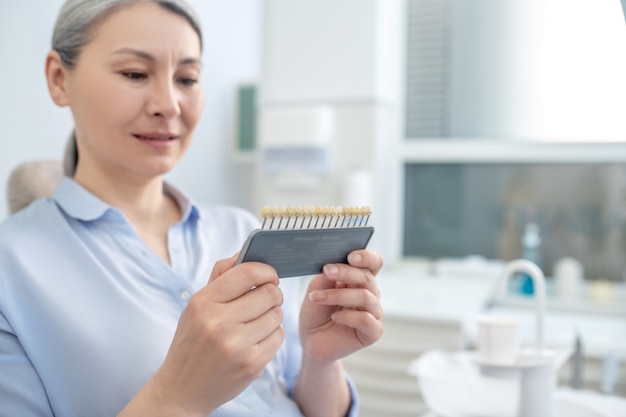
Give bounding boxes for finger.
[208,262,279,303]
[208,254,239,283]
[331,309,383,346]
[252,324,286,372]
[236,283,284,323]
[322,263,379,296]
[308,287,383,320]
[240,305,284,345]
[347,249,384,276]
[228,322,285,382]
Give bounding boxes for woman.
[0,1,384,416]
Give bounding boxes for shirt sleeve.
[280,278,360,417]
[0,310,54,417]
[344,373,360,417]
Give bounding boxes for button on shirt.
[0,178,358,417]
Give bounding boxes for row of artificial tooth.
[260,205,371,230]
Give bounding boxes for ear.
[45,50,71,107]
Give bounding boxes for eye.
[178,77,198,87]
[122,72,147,80]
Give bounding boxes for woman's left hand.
[299,249,384,363]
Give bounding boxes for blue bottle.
[520,223,541,295]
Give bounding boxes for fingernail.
[308,291,326,302]
[324,264,339,276]
[348,253,362,265]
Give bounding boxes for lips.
[133,133,178,141]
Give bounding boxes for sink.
[411,260,625,417]
[416,389,623,417]
[554,398,609,417]
[553,388,625,417]
[420,395,617,417]
[409,350,624,417]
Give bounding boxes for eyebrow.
[111,48,202,67]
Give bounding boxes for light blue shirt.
[0,178,357,417]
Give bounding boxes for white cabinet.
[343,314,464,417]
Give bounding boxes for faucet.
[482,259,556,417]
[497,259,547,352]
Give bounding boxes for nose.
[147,77,181,119]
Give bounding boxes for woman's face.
[60,1,204,183]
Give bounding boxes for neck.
[73,168,177,226]
[73,161,182,266]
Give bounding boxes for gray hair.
[52,0,203,69]
[7,160,65,215]
[63,131,78,177]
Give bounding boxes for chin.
[135,161,177,180]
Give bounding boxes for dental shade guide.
[236,205,375,278]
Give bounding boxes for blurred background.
[1,1,626,416]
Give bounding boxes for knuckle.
[363,269,376,285]
[376,252,384,269]
[267,325,285,349]
[360,288,377,305]
[358,314,384,344]
[271,305,284,324]
[239,353,262,376]
[272,286,284,305]
[261,283,283,305]
[220,337,236,356]
[202,318,229,342]
[238,262,278,286]
[270,325,286,349]
[184,295,203,316]
[237,262,260,285]
[222,337,249,365]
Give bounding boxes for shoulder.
[0,198,61,248]
[0,199,65,303]
[188,203,261,253]
[166,181,260,234]
[0,200,68,276]
[197,204,260,233]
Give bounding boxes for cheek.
[183,91,204,129]
[73,78,140,131]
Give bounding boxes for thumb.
[208,252,239,284]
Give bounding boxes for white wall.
[260,0,397,105]
[255,0,403,261]
[447,0,626,141]
[0,0,262,221]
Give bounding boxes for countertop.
[378,260,626,359]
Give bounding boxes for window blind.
[405,0,452,138]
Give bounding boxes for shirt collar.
[163,181,200,223]
[53,177,201,223]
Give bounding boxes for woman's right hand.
[142,255,285,416]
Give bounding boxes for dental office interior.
[2,0,626,416]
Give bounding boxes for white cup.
[554,257,583,300]
[476,314,521,365]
